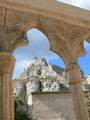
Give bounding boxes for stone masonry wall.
[31,92,76,120]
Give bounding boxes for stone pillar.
[67,63,89,120]
[0,52,15,120]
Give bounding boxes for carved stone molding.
[0,52,15,74]
[0,26,29,52]
[37,16,90,64]
[1,0,90,29]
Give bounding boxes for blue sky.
[13,1,90,79]
[78,42,90,76]
[13,29,65,79]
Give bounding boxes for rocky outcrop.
[14,57,90,99]
[14,58,70,96]
[84,75,90,91]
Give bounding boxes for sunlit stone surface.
[0,0,90,119]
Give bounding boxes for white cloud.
[56,0,90,10]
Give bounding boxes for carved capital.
[0,26,29,52]
[66,63,82,84]
[66,63,81,72]
[0,52,15,74]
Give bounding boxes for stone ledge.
[32,91,71,95]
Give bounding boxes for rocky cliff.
[13,58,70,98]
[14,58,90,100]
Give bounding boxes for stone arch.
[0,16,89,120]
[0,2,90,120]
[13,27,66,79]
[36,17,90,65]
[31,16,90,120]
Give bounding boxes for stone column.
[67,63,89,120]
[0,52,15,120]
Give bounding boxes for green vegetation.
[14,97,31,120]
